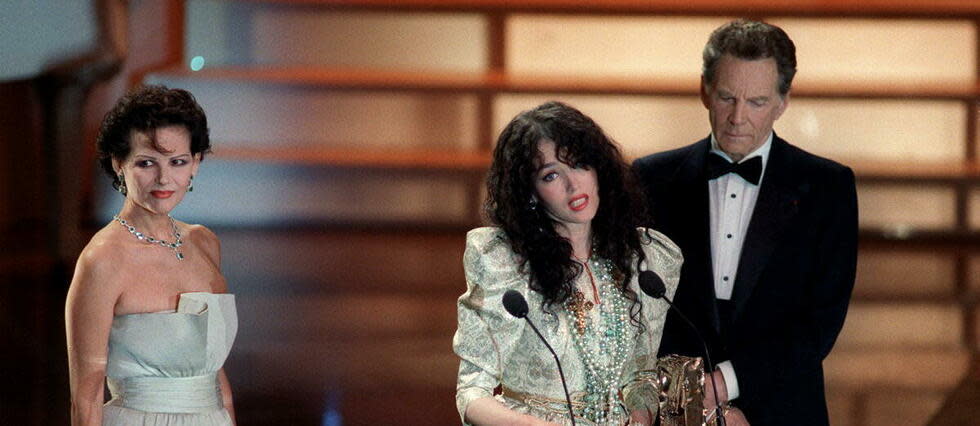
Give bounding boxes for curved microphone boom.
[502,290,576,426]
[639,271,726,426]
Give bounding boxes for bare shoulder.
[184,223,220,245]
[184,222,221,256]
[68,225,130,302]
[181,223,229,293]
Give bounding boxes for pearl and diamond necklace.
[112,215,184,260]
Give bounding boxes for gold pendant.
[567,291,594,335]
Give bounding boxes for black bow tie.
[706,153,763,185]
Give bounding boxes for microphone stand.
[639,271,725,426]
[661,298,726,426]
[521,316,577,426]
[504,290,577,425]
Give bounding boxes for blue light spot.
[190,56,205,71]
[321,409,342,426]
[321,391,343,426]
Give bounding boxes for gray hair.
[702,19,797,96]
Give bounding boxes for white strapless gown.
[103,292,237,425]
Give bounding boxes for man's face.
[701,54,789,162]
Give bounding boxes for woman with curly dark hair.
[65,85,237,425]
[454,101,682,425]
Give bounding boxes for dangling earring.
[528,198,538,211]
[117,173,127,196]
[188,175,194,192]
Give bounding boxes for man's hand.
[724,407,750,426]
[703,369,729,409]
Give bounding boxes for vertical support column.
[956,17,980,366]
[470,11,507,225]
[40,0,129,264]
[969,17,979,162]
[967,102,977,162]
[30,1,131,424]
[962,17,980,362]
[85,0,187,227]
[482,11,507,153]
[129,0,185,86]
[849,392,868,426]
[956,251,975,353]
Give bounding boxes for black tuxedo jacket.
[633,135,857,425]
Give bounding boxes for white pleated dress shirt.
[707,131,774,401]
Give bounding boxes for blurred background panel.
[495,94,710,157]
[507,15,731,78]
[971,189,980,230]
[186,1,490,71]
[3,0,979,425]
[772,18,977,85]
[779,99,967,162]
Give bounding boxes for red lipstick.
[569,194,589,212]
[151,191,174,199]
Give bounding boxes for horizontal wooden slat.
[859,229,980,246]
[150,66,980,100]
[849,159,980,183]
[233,0,980,17]
[217,228,467,294]
[214,146,491,171]
[854,249,956,299]
[210,145,980,182]
[824,348,970,390]
[835,303,964,350]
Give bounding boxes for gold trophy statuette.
[621,355,723,425]
[655,354,708,426]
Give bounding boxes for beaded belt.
[106,373,222,413]
[500,386,621,419]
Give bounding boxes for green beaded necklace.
[566,256,633,424]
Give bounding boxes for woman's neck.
[116,202,175,239]
[556,222,592,261]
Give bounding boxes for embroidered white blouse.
[453,227,682,425]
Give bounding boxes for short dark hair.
[96,85,211,192]
[702,19,797,96]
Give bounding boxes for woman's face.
[114,125,200,215]
[532,139,600,233]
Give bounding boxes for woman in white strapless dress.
[66,85,237,425]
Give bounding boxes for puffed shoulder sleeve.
[638,227,683,302]
[622,228,685,412]
[453,227,530,423]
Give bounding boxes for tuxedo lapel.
[731,136,805,319]
[670,138,724,335]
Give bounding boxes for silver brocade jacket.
[453,227,682,425]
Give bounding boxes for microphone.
[639,271,726,426]
[502,290,529,318]
[502,290,576,426]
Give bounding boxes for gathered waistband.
[502,386,589,410]
[500,386,624,419]
[107,373,222,414]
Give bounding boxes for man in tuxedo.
[633,20,858,425]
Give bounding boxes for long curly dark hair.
[486,101,650,327]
